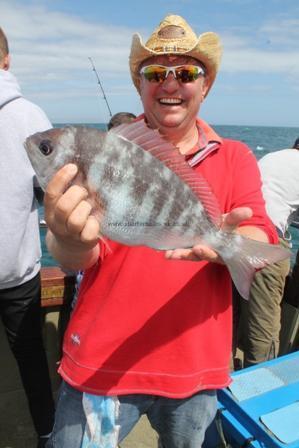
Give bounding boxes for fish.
[24,120,290,300]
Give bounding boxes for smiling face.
[139,55,209,142]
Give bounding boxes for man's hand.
[165,207,253,263]
[44,164,100,250]
[44,164,100,270]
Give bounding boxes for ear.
[136,76,144,96]
[2,54,10,70]
[201,77,210,99]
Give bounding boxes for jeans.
[0,273,55,436]
[47,381,217,447]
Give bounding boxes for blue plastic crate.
[216,351,299,447]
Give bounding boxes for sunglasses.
[140,64,205,84]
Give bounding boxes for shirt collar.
[197,118,222,147]
[184,119,222,167]
[135,114,222,161]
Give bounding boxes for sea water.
[40,123,299,267]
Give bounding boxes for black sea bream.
[25,121,290,299]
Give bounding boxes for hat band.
[150,44,191,53]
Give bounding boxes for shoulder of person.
[221,138,256,165]
[259,148,296,165]
[221,138,253,154]
[15,97,52,133]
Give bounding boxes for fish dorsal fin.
[110,120,222,227]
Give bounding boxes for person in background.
[0,27,55,448]
[271,137,299,343]
[234,138,299,367]
[283,248,299,312]
[107,111,136,130]
[293,137,299,150]
[44,15,279,447]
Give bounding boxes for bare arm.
[44,164,100,271]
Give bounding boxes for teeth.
[159,98,182,105]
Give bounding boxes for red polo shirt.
[59,120,277,397]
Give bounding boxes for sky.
[1,0,299,127]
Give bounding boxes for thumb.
[222,207,252,232]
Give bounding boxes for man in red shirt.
[45,15,278,448]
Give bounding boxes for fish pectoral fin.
[98,233,113,254]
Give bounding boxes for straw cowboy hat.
[129,14,222,97]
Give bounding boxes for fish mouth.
[159,98,183,106]
[24,136,34,155]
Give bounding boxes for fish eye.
[39,139,53,156]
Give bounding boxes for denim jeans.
[47,381,217,447]
[0,273,55,436]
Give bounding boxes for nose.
[161,72,179,92]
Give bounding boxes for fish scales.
[24,120,290,300]
[87,133,207,246]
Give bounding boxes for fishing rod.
[88,56,113,118]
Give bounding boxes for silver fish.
[25,121,290,299]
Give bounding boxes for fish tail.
[217,233,290,300]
